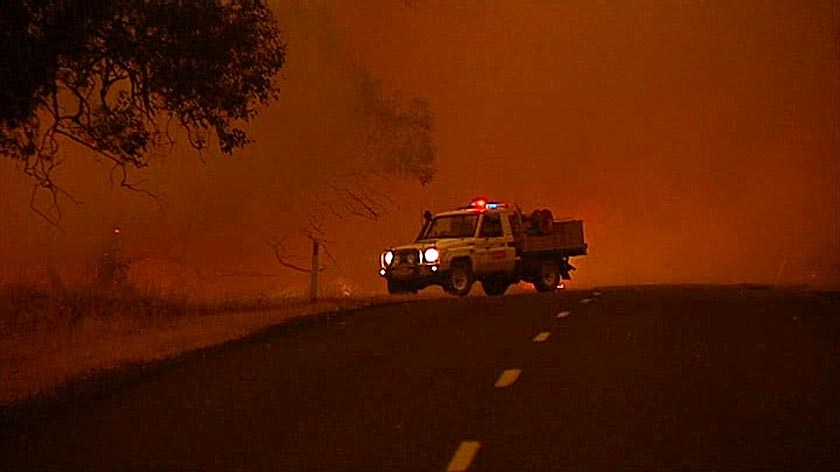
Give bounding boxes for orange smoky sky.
[1,0,838,295]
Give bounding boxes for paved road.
[2,286,839,471]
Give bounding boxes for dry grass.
[0,281,399,405]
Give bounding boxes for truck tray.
[522,219,587,256]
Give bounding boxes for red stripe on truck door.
[491,250,506,259]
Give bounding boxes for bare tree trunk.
[310,239,319,302]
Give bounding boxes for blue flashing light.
[465,198,508,210]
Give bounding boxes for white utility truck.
[378,198,587,296]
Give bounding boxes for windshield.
[419,214,479,240]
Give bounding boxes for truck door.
[475,212,515,274]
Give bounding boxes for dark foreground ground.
[1,285,838,471]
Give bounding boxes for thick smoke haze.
[1,0,838,295]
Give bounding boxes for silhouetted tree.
[303,70,436,232]
[94,228,129,289]
[0,0,286,221]
[358,71,435,187]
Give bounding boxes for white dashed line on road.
[592,291,602,296]
[580,298,592,304]
[447,441,481,471]
[494,369,522,388]
[557,311,571,318]
[533,332,551,342]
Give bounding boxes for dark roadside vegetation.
[0,278,403,407]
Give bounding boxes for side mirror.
[423,210,433,222]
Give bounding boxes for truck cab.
[378,198,586,296]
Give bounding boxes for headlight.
[383,251,394,266]
[424,247,440,263]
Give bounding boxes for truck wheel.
[482,277,510,296]
[444,261,474,296]
[534,259,560,292]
